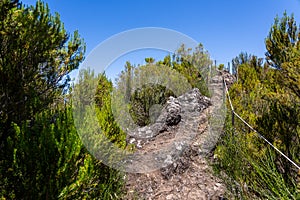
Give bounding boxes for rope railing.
[223,78,300,171]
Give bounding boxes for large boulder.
[127,88,211,147]
[221,70,236,88]
[158,96,181,126]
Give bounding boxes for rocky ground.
[124,71,234,200]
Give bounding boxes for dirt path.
[124,72,228,200]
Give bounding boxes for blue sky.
[22,0,300,80]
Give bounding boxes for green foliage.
[112,61,193,131]
[215,12,300,199]
[265,12,300,97]
[111,44,211,129]
[0,1,124,199]
[232,52,264,77]
[218,64,224,70]
[262,12,300,186]
[1,105,125,199]
[145,57,155,64]
[265,12,299,69]
[0,0,85,128]
[173,44,211,96]
[129,84,175,126]
[215,114,298,199]
[95,73,127,148]
[72,67,129,169]
[232,52,251,75]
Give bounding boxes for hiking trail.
[124,71,234,200]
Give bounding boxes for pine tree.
[0,0,85,141]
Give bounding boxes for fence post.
[214,60,217,70]
[223,79,226,105]
[206,69,209,85]
[232,111,235,126]
[228,62,230,73]
[209,63,212,79]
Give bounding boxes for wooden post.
[223,79,226,105]
[232,110,235,126]
[209,63,212,79]
[228,62,230,73]
[214,60,217,70]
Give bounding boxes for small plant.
[218,64,225,70]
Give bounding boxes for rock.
[215,183,222,187]
[221,70,236,88]
[166,194,176,199]
[157,96,181,126]
[127,88,211,143]
[160,149,191,180]
[136,140,142,148]
[129,138,136,144]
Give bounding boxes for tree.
[145,57,155,64]
[218,64,224,70]
[262,12,300,185]
[95,72,127,147]
[174,44,212,96]
[215,13,300,199]
[265,12,300,97]
[124,61,133,103]
[232,52,263,76]
[265,12,299,69]
[0,0,85,142]
[129,84,175,126]
[0,1,123,199]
